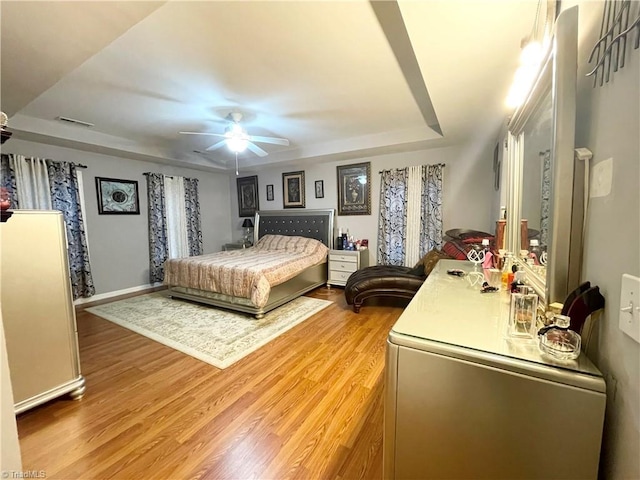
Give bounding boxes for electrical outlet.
[619,274,640,343]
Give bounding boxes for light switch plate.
[619,274,640,343]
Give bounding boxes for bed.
[164,209,334,318]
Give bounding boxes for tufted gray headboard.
[254,209,335,249]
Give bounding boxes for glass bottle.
[501,252,513,289]
[507,285,538,339]
[529,239,541,265]
[538,314,581,360]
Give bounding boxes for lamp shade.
[242,219,254,228]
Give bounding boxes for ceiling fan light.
[227,136,248,153]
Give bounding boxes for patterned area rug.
[86,293,331,369]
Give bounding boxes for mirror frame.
[506,6,581,308]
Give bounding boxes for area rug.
[86,293,331,369]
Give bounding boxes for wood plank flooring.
[16,288,406,479]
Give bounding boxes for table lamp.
[242,218,254,245]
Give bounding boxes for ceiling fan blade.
[205,140,228,152]
[247,134,289,146]
[246,142,268,157]
[179,131,226,138]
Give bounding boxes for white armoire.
[1,210,85,413]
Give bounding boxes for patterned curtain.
[377,168,408,265]
[184,177,203,256]
[146,173,169,284]
[419,164,444,257]
[539,150,551,247]
[0,154,18,208]
[46,161,96,299]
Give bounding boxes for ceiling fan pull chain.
[235,153,239,176]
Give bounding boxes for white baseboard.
[74,283,164,306]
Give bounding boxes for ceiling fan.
[179,112,289,158]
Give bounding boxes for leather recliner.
[344,265,425,313]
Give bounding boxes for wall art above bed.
[95,177,140,214]
[237,175,259,217]
[282,171,305,208]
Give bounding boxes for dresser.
[1,211,86,413]
[327,249,369,287]
[384,259,606,479]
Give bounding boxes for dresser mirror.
[506,6,582,307]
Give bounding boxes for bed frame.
[166,209,335,318]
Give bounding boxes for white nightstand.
[223,242,251,251]
[327,249,369,287]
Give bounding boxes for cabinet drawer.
[330,261,358,273]
[329,270,353,284]
[329,253,358,263]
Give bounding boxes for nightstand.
[327,249,369,287]
[223,242,250,251]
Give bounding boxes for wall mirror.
[506,6,582,307]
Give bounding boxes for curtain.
[146,173,203,283]
[184,177,203,256]
[10,154,52,209]
[539,150,551,247]
[146,173,169,284]
[378,168,408,266]
[164,176,189,259]
[0,154,18,208]
[47,161,95,299]
[405,166,423,266]
[378,164,444,266]
[419,164,444,257]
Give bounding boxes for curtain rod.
[9,156,88,169]
[379,163,446,174]
[143,172,174,178]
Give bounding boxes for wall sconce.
[242,218,254,245]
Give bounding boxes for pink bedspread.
[163,235,328,308]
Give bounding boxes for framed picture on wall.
[237,175,259,217]
[315,180,324,199]
[337,162,371,215]
[282,171,305,208]
[266,184,274,201]
[95,177,140,214]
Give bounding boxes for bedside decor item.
[242,218,254,245]
[315,180,324,198]
[337,162,371,215]
[282,171,305,208]
[96,177,139,214]
[237,175,259,217]
[266,184,274,201]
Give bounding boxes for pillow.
[461,236,494,245]
[414,249,452,276]
[255,234,327,255]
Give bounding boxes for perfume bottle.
[507,285,538,339]
[481,238,494,269]
[538,314,581,360]
[501,252,514,289]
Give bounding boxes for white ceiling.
[1,1,538,173]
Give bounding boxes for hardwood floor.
[16,288,406,479]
